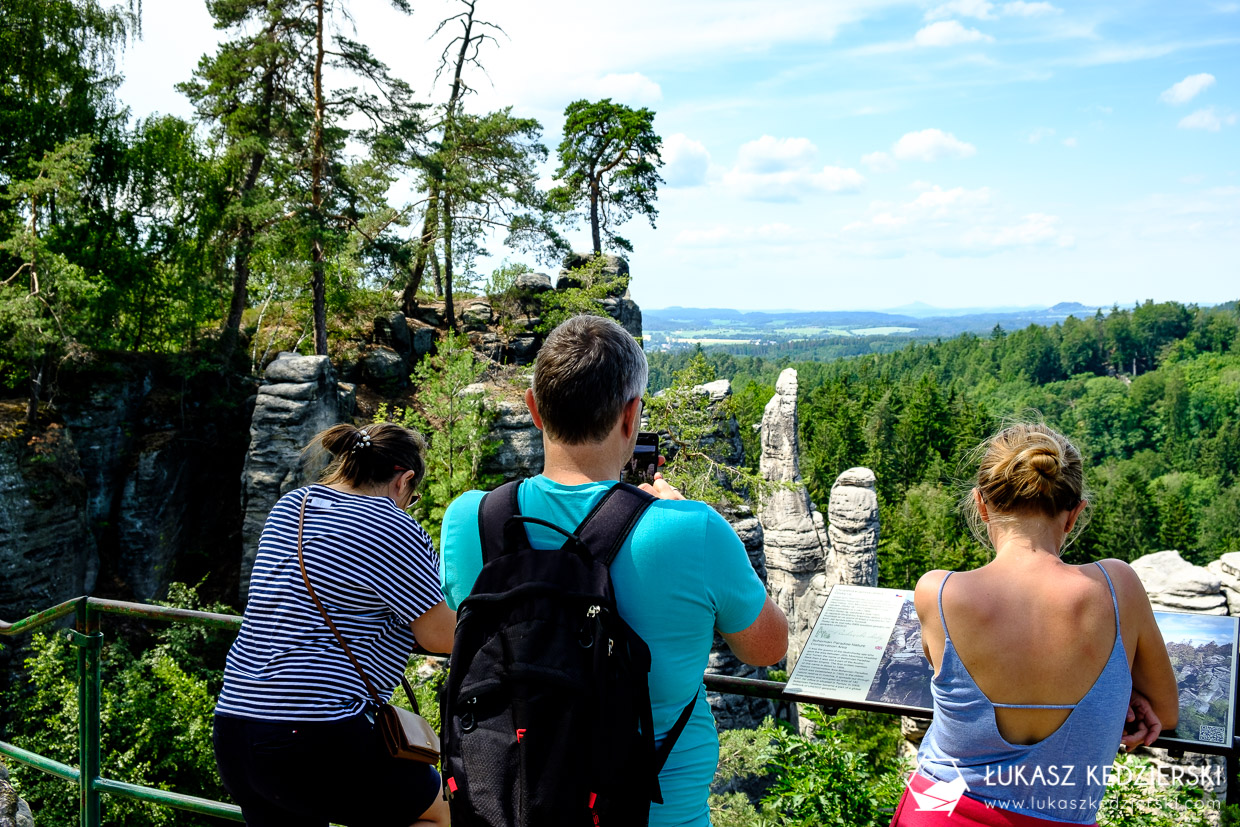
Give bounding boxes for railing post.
[71,598,102,827]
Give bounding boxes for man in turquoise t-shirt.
[440,314,788,827]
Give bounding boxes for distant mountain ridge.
[644,302,1106,344]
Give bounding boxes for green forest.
[649,299,1240,586]
[3,3,1239,826]
[0,0,664,430]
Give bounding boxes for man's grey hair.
[532,314,648,444]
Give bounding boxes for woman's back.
[920,558,1136,745]
[893,422,1178,826]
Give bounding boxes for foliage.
[534,254,626,334]
[708,706,908,827]
[376,331,498,544]
[392,657,446,732]
[485,259,533,299]
[643,350,767,505]
[3,583,233,827]
[0,137,100,422]
[1096,753,1219,827]
[549,98,663,255]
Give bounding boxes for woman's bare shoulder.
[913,569,952,621]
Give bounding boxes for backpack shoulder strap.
[571,482,656,567]
[477,479,523,564]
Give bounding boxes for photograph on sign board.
[1156,611,1237,748]
[864,592,933,710]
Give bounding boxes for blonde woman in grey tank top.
[891,423,1178,827]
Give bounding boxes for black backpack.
[442,479,696,827]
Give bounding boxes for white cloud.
[844,185,992,236]
[675,223,804,248]
[724,167,865,201]
[862,151,897,172]
[735,136,818,173]
[915,20,995,47]
[725,136,864,201]
[963,214,1073,248]
[909,185,992,214]
[1027,127,1055,143]
[1178,108,1238,131]
[842,186,1072,257]
[1001,1,1061,17]
[589,72,664,106]
[893,128,977,161]
[1062,137,1078,147]
[925,0,996,20]
[1160,73,1216,105]
[814,167,868,191]
[662,134,711,188]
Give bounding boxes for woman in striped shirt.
[214,423,455,826]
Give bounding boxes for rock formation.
[238,354,353,601]
[554,253,642,340]
[825,468,879,589]
[481,395,544,483]
[1,358,252,627]
[1205,552,1240,615]
[708,504,776,730]
[1130,550,1227,615]
[757,369,829,666]
[757,369,880,673]
[0,760,34,827]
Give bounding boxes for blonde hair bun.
[968,421,1087,527]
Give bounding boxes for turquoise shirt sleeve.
[701,507,768,634]
[440,489,487,611]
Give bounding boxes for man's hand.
[1121,689,1163,753]
[639,471,684,501]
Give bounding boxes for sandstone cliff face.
[0,425,97,617]
[1,359,251,618]
[238,354,353,601]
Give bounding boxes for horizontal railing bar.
[1,597,243,639]
[0,740,80,783]
[93,777,244,821]
[88,598,243,631]
[0,598,81,637]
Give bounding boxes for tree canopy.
[550,98,663,255]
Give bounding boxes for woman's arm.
[1104,560,1179,732]
[409,601,457,655]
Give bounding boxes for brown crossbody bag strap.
[296,493,421,714]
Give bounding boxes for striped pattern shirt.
[216,485,444,721]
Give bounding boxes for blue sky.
[1156,611,1238,647]
[117,0,1239,312]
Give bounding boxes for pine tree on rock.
[550,99,664,255]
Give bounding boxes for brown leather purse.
[296,495,441,764]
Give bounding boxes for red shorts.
[889,772,1096,827]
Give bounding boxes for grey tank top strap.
[936,571,953,638]
[1094,559,1121,626]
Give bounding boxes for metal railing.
[3,597,1238,824]
[1,597,245,826]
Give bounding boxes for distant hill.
[642,303,1109,350]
